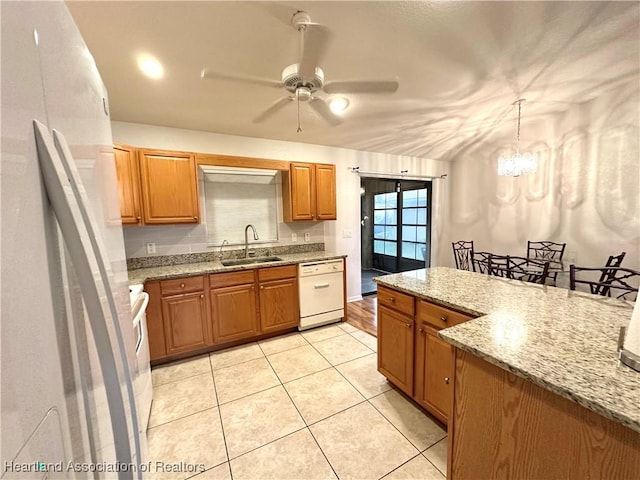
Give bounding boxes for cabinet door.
[422,326,454,423]
[378,305,414,396]
[113,144,142,225]
[145,281,166,360]
[161,291,208,355]
[315,163,337,220]
[138,149,199,224]
[259,278,299,333]
[288,162,315,221]
[210,283,259,344]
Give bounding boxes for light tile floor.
[147,323,447,480]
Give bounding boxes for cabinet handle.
[418,328,424,334]
[440,316,448,323]
[200,294,204,298]
[193,216,197,220]
[444,377,450,384]
[389,297,395,303]
[260,285,264,289]
[405,323,412,328]
[180,283,185,288]
[136,216,141,222]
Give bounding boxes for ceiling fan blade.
[298,25,330,79]
[253,97,293,123]
[323,80,399,94]
[309,97,342,126]
[201,68,282,88]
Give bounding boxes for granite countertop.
[128,251,346,284]
[374,267,639,433]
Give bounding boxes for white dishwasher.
[298,259,345,330]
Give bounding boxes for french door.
[364,179,432,273]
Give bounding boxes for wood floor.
[346,295,378,337]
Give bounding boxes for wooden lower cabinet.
[414,325,453,424]
[377,285,473,425]
[145,276,211,359]
[162,291,209,355]
[146,265,300,363]
[258,265,298,333]
[378,305,414,396]
[210,283,259,343]
[259,278,298,333]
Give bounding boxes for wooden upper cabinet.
[284,162,315,221]
[315,163,337,220]
[138,148,200,224]
[283,162,336,222]
[113,144,142,225]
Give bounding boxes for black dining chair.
[567,252,626,296]
[452,240,474,271]
[570,265,639,301]
[471,251,491,274]
[527,241,567,283]
[488,255,551,285]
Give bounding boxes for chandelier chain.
[516,99,522,154]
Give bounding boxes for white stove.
[129,284,152,434]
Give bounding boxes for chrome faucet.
[217,239,229,261]
[244,224,259,258]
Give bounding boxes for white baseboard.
[347,295,363,303]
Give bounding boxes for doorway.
[360,177,432,296]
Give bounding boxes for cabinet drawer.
[417,299,473,330]
[258,265,297,282]
[160,276,204,296]
[210,270,255,289]
[378,286,414,316]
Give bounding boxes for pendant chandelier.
[497,99,537,177]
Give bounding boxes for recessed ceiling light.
[329,97,349,114]
[137,55,164,79]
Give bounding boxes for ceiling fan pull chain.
[297,91,302,133]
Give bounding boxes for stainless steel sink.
[221,256,282,267]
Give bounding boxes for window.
[373,192,398,257]
[201,166,279,245]
[401,188,428,260]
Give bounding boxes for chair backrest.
[471,251,491,274]
[570,265,639,300]
[594,252,627,290]
[488,255,551,285]
[452,240,474,271]
[527,241,567,261]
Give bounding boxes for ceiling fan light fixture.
[329,96,349,114]
[296,87,312,102]
[137,54,164,79]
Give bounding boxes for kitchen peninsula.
[374,267,639,479]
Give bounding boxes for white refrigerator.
[2,2,144,478]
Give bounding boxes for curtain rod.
[348,166,447,180]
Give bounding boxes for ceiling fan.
[201,11,399,132]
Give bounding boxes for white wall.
[440,79,640,274]
[112,122,450,301]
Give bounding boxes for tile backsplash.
[122,221,325,258]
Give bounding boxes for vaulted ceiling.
[67,1,639,161]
